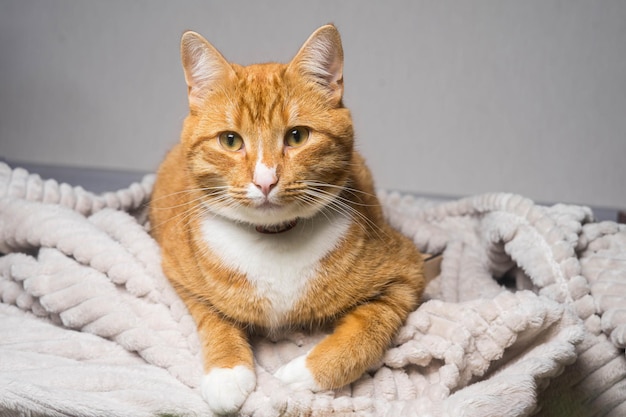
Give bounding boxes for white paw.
[274,354,322,392]
[201,366,256,415]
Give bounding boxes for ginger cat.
[150,24,425,415]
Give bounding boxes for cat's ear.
[288,24,344,105]
[180,31,235,109]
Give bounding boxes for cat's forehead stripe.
[232,68,290,128]
[238,92,286,128]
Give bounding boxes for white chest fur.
[200,211,351,327]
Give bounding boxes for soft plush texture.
[0,162,624,417]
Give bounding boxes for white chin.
[230,204,324,227]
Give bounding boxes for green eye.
[218,131,244,151]
[284,126,310,148]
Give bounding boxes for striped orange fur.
[149,24,424,414]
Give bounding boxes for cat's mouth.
[255,219,298,234]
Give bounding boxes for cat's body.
[150,25,425,414]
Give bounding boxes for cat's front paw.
[201,365,256,415]
[274,354,322,392]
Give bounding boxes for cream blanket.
[0,162,624,417]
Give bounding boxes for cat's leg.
[275,286,415,391]
[186,298,256,414]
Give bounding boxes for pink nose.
[253,164,278,196]
[254,178,277,196]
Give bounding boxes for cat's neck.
[254,219,299,234]
[198,208,353,328]
[199,207,350,248]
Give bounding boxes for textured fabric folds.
[0,162,624,416]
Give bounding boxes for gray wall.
[1,0,625,208]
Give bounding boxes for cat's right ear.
[287,24,344,106]
[180,31,235,109]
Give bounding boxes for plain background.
[1,0,625,208]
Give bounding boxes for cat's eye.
[284,126,310,148]
[218,131,244,152]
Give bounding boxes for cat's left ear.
[180,31,235,109]
[287,24,344,105]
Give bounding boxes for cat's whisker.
[154,197,209,230]
[151,189,237,231]
[200,194,238,215]
[152,195,211,211]
[292,195,347,239]
[301,186,368,219]
[151,204,198,231]
[177,197,241,234]
[151,186,229,200]
[176,206,205,230]
[149,186,230,210]
[297,180,380,207]
[300,188,387,240]
[293,193,327,215]
[297,191,358,231]
[298,179,368,196]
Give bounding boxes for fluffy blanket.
[0,162,625,417]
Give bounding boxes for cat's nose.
[253,164,278,196]
[254,178,277,196]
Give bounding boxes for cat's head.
[179,25,355,231]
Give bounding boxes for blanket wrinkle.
[1,162,625,416]
[0,163,153,217]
